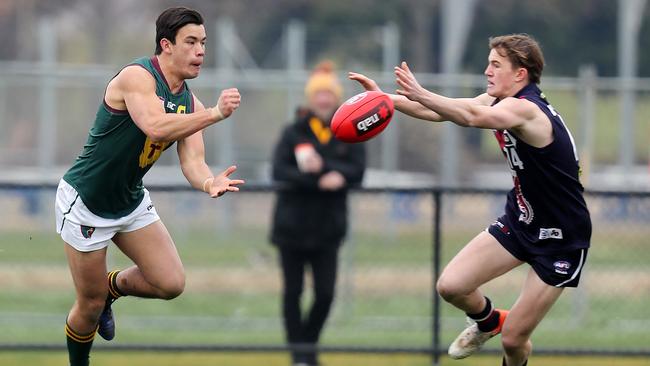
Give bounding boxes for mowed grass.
[1,220,649,349]
[0,191,649,352]
[1,352,649,366]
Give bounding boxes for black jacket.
[270,109,366,249]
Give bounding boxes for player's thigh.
[112,220,184,284]
[64,243,108,300]
[502,268,564,341]
[439,231,523,294]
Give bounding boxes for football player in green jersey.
[55,7,243,365]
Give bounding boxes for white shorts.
[55,179,160,252]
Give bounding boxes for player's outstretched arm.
[348,72,444,122]
[394,61,537,130]
[178,95,245,198]
[112,66,240,142]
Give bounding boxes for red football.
[331,91,394,143]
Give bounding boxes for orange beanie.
[304,60,343,101]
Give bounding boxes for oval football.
[331,91,394,143]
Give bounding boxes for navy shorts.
[487,217,588,288]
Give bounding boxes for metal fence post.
[380,22,400,172]
[215,17,237,234]
[286,19,305,121]
[617,0,646,171]
[577,65,597,186]
[432,189,443,366]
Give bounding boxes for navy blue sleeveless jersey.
[492,83,591,255]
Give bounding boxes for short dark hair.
[489,34,544,84]
[155,7,204,55]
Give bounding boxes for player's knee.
[501,327,529,354]
[77,295,107,321]
[436,275,463,302]
[158,274,185,300]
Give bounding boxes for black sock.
[502,357,528,366]
[467,296,500,332]
[65,322,97,366]
[107,270,125,301]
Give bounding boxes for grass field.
[1,351,649,366]
[1,191,649,358]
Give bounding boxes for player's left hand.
[215,88,241,120]
[394,61,427,102]
[209,165,245,198]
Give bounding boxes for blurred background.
[0,0,649,365]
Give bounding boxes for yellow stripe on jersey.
[138,138,171,168]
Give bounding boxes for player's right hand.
[209,165,245,198]
[348,72,382,92]
[215,88,241,120]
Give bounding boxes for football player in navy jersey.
[350,34,591,366]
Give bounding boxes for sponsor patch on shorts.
[80,225,96,239]
[553,260,571,275]
[492,219,510,235]
[539,228,563,240]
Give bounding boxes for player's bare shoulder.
[474,93,496,106]
[500,96,552,147]
[105,65,156,111]
[114,65,156,93]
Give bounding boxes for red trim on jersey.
[494,130,507,150]
[102,100,128,115]
[150,56,187,95]
[150,56,168,88]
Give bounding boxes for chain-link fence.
[0,184,648,363]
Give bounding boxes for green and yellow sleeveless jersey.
[63,56,194,219]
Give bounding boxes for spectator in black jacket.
[270,61,366,366]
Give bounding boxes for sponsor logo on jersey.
[539,228,563,240]
[553,260,571,275]
[139,138,171,168]
[354,101,392,136]
[147,203,154,211]
[514,177,534,224]
[80,225,96,239]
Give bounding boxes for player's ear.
[160,38,173,54]
[515,67,528,83]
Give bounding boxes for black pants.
[279,245,339,365]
